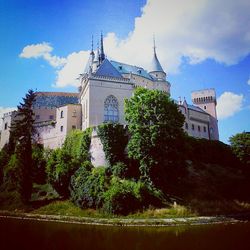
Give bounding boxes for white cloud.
[0,107,16,130]
[247,78,250,85]
[20,0,250,87]
[104,0,250,73]
[19,42,66,68]
[54,51,90,88]
[217,92,243,119]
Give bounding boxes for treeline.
[0,88,249,215]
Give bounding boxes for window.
[192,124,195,130]
[72,125,76,130]
[4,122,8,130]
[60,111,64,118]
[104,95,119,122]
[204,106,206,110]
[49,115,54,120]
[72,110,77,117]
[204,126,207,133]
[60,126,63,132]
[198,125,201,132]
[185,123,188,130]
[35,114,40,120]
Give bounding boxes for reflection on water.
[0,217,250,250]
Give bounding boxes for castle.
[0,35,219,159]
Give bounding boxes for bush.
[63,128,92,162]
[111,162,129,179]
[32,144,47,184]
[102,177,142,215]
[97,123,128,166]
[2,153,20,191]
[70,165,109,209]
[46,148,80,198]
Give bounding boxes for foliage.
[185,136,240,167]
[9,89,36,203]
[32,144,47,184]
[111,162,129,179]
[70,165,109,209]
[125,87,186,180]
[102,177,164,215]
[2,154,20,191]
[102,177,142,215]
[46,148,80,198]
[97,123,128,166]
[229,132,250,167]
[63,128,92,162]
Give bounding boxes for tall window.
[104,95,119,122]
[60,110,64,118]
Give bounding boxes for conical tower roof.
[150,38,164,73]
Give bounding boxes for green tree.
[125,87,186,182]
[229,132,250,167]
[10,89,36,203]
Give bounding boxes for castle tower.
[149,37,166,81]
[191,88,219,140]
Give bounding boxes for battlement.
[191,88,216,105]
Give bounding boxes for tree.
[10,89,36,203]
[229,132,250,167]
[125,87,186,183]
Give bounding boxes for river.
[0,217,250,250]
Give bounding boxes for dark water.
[0,217,250,250]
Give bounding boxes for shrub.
[46,148,79,198]
[111,162,129,179]
[70,165,109,209]
[102,177,143,215]
[32,144,47,184]
[97,123,128,166]
[2,153,20,191]
[63,128,92,162]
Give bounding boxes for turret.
[149,38,166,81]
[84,36,95,74]
[191,88,219,140]
[99,32,105,63]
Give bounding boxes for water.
[0,217,250,250]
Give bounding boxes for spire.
[90,35,94,61]
[150,36,164,73]
[83,36,95,73]
[94,42,100,63]
[99,32,105,63]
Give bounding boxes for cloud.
[54,51,90,88]
[104,0,250,73]
[20,0,250,87]
[248,78,250,85]
[19,42,66,68]
[0,107,16,129]
[217,92,243,119]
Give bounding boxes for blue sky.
[0,0,249,143]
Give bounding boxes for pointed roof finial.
[91,35,94,52]
[94,41,100,62]
[100,31,105,63]
[153,34,156,54]
[150,34,164,73]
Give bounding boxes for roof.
[187,104,208,114]
[35,92,78,97]
[110,60,153,80]
[150,49,164,73]
[95,59,122,78]
[33,92,79,108]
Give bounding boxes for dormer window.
[118,65,122,70]
[137,69,141,74]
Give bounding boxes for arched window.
[60,110,64,118]
[104,95,119,122]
